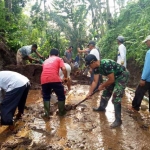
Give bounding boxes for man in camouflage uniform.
[85,54,130,128]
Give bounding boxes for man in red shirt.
[41,48,67,117]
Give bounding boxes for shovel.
[66,89,99,110]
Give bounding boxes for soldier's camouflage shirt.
[94,59,126,79]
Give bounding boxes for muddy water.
[26,90,42,104]
[0,85,150,150]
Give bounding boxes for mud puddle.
[0,85,150,150]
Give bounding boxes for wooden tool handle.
[74,89,99,108]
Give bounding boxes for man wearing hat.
[77,41,101,90]
[129,35,150,112]
[85,54,129,128]
[116,36,127,67]
[77,41,100,61]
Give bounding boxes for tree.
[50,0,89,53]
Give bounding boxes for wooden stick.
[73,89,99,108]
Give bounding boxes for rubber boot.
[110,103,122,128]
[58,101,66,116]
[93,99,108,112]
[42,101,50,118]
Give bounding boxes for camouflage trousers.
[102,70,130,104]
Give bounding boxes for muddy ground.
[0,41,149,149]
[0,83,150,150]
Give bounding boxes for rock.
[18,145,26,150]
[79,144,84,149]
[82,141,86,144]
[141,105,148,111]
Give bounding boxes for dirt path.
[0,85,150,150]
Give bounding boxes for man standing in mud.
[129,35,150,112]
[85,54,130,128]
[116,36,127,67]
[0,71,30,130]
[78,41,101,91]
[63,46,73,64]
[41,48,68,118]
[16,44,43,65]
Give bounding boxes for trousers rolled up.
[132,81,150,111]
[1,83,30,125]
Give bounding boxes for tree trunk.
[4,0,12,21]
[113,0,116,15]
[43,0,46,20]
[4,0,12,11]
[106,0,112,29]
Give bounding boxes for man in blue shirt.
[129,35,150,111]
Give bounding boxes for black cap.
[88,40,96,46]
[69,46,73,49]
[85,54,97,66]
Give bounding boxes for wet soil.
[127,59,142,88]
[0,41,16,70]
[0,85,150,150]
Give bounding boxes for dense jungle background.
[0,0,149,63]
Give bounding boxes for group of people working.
[0,35,150,130]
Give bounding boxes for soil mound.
[127,59,142,87]
[0,41,16,70]
[4,64,42,89]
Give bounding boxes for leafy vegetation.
[98,0,150,67]
[0,0,150,65]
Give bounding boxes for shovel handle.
[74,89,99,108]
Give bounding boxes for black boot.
[110,103,122,128]
[93,99,108,112]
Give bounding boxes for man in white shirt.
[59,63,71,91]
[116,36,127,67]
[77,41,101,91]
[0,71,30,130]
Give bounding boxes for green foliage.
[98,0,150,67]
[51,0,89,55]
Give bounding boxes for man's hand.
[121,61,124,65]
[98,85,105,91]
[77,47,80,52]
[140,80,146,86]
[29,59,32,63]
[62,78,68,83]
[40,56,44,60]
[89,68,92,74]
[86,92,92,99]
[35,59,40,63]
